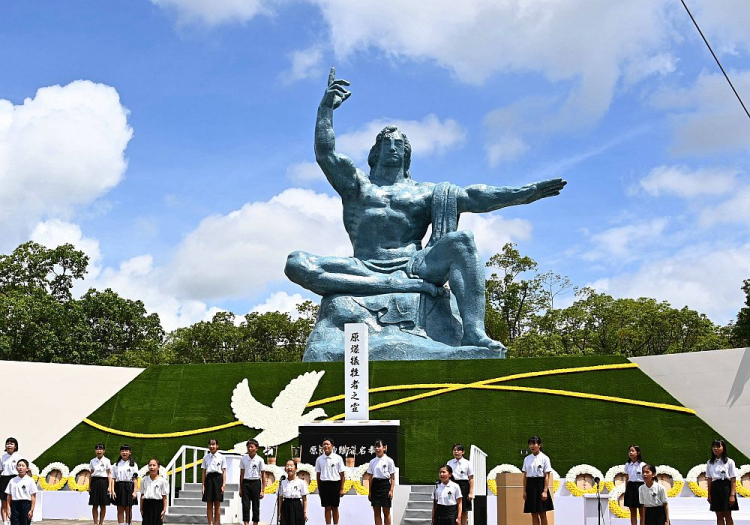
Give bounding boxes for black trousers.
[242,479,262,523]
[10,500,32,525]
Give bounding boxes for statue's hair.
[368,126,411,178]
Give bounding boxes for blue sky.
[1,0,749,330]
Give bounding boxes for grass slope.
[36,357,748,484]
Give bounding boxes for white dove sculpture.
[230,370,327,449]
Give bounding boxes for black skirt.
[318,480,341,508]
[624,481,644,509]
[114,481,136,507]
[202,472,224,503]
[523,476,553,513]
[141,498,164,525]
[643,504,666,525]
[434,504,458,525]
[710,478,739,512]
[89,476,110,506]
[370,477,392,508]
[455,479,472,511]
[0,475,14,497]
[280,498,304,525]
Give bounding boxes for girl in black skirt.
[111,444,138,525]
[432,464,462,525]
[88,443,112,525]
[366,440,395,525]
[706,439,739,524]
[623,444,645,525]
[522,436,553,525]
[201,438,227,525]
[279,460,307,525]
[1,437,21,525]
[638,464,669,525]
[140,458,169,525]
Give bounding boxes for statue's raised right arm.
[315,67,359,197]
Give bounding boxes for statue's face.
[379,131,405,168]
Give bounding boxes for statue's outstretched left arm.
[457,178,567,213]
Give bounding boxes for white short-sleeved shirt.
[90,457,112,478]
[112,460,139,482]
[280,478,308,499]
[202,452,227,474]
[240,455,265,480]
[706,458,737,481]
[141,475,169,500]
[639,482,667,507]
[625,461,644,482]
[315,453,345,481]
[522,452,552,478]
[4,475,37,500]
[434,481,462,506]
[448,458,474,481]
[367,455,395,480]
[1,452,20,476]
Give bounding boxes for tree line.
[0,241,747,366]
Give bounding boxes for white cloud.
[584,218,670,261]
[651,71,750,155]
[458,213,532,257]
[336,114,466,164]
[623,52,677,85]
[284,46,325,83]
[485,136,529,167]
[688,1,750,56]
[250,291,308,317]
[638,165,738,198]
[169,188,351,300]
[700,185,750,229]
[150,0,273,25]
[286,161,325,183]
[590,243,750,324]
[0,81,132,249]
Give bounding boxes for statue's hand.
[321,66,351,110]
[527,178,567,202]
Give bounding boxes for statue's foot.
[461,333,506,351]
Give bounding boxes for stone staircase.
[401,485,434,525]
[164,482,240,524]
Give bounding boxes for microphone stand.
[594,477,602,525]
[274,475,286,525]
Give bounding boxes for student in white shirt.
[638,464,669,525]
[239,439,265,525]
[623,444,645,525]
[432,464,462,525]
[88,443,113,525]
[0,437,20,525]
[706,439,739,524]
[140,458,169,525]
[522,436,553,525]
[201,438,227,525]
[314,437,346,525]
[111,444,139,525]
[4,459,35,525]
[279,460,308,525]
[365,440,396,525]
[447,444,473,525]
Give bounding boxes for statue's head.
[368,126,412,178]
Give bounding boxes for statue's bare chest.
[357,185,432,215]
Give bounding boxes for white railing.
[164,445,209,516]
[469,445,488,525]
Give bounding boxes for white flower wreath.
[686,464,708,498]
[565,464,604,496]
[487,464,522,496]
[604,464,627,491]
[68,463,92,491]
[137,465,168,478]
[263,463,285,494]
[736,464,750,498]
[39,462,70,491]
[296,463,316,487]
[607,484,630,518]
[28,462,40,480]
[655,465,684,498]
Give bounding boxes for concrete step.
[404,508,432,519]
[164,516,218,524]
[402,519,431,525]
[168,506,230,516]
[406,500,432,510]
[408,492,433,501]
[410,485,435,494]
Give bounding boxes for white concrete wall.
[0,360,143,461]
[631,347,750,457]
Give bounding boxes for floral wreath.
[656,465,684,498]
[28,462,40,483]
[67,464,92,491]
[263,464,285,495]
[487,464,522,495]
[296,463,317,494]
[603,464,626,492]
[551,469,561,494]
[351,463,370,496]
[39,462,70,491]
[565,464,604,496]
[736,464,750,498]
[686,464,707,498]
[607,484,630,518]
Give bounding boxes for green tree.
[730,279,750,347]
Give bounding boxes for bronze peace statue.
[285,68,566,361]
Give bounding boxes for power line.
[680,0,750,122]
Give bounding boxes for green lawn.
[36,357,748,484]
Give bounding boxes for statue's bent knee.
[445,230,476,252]
[284,251,311,284]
